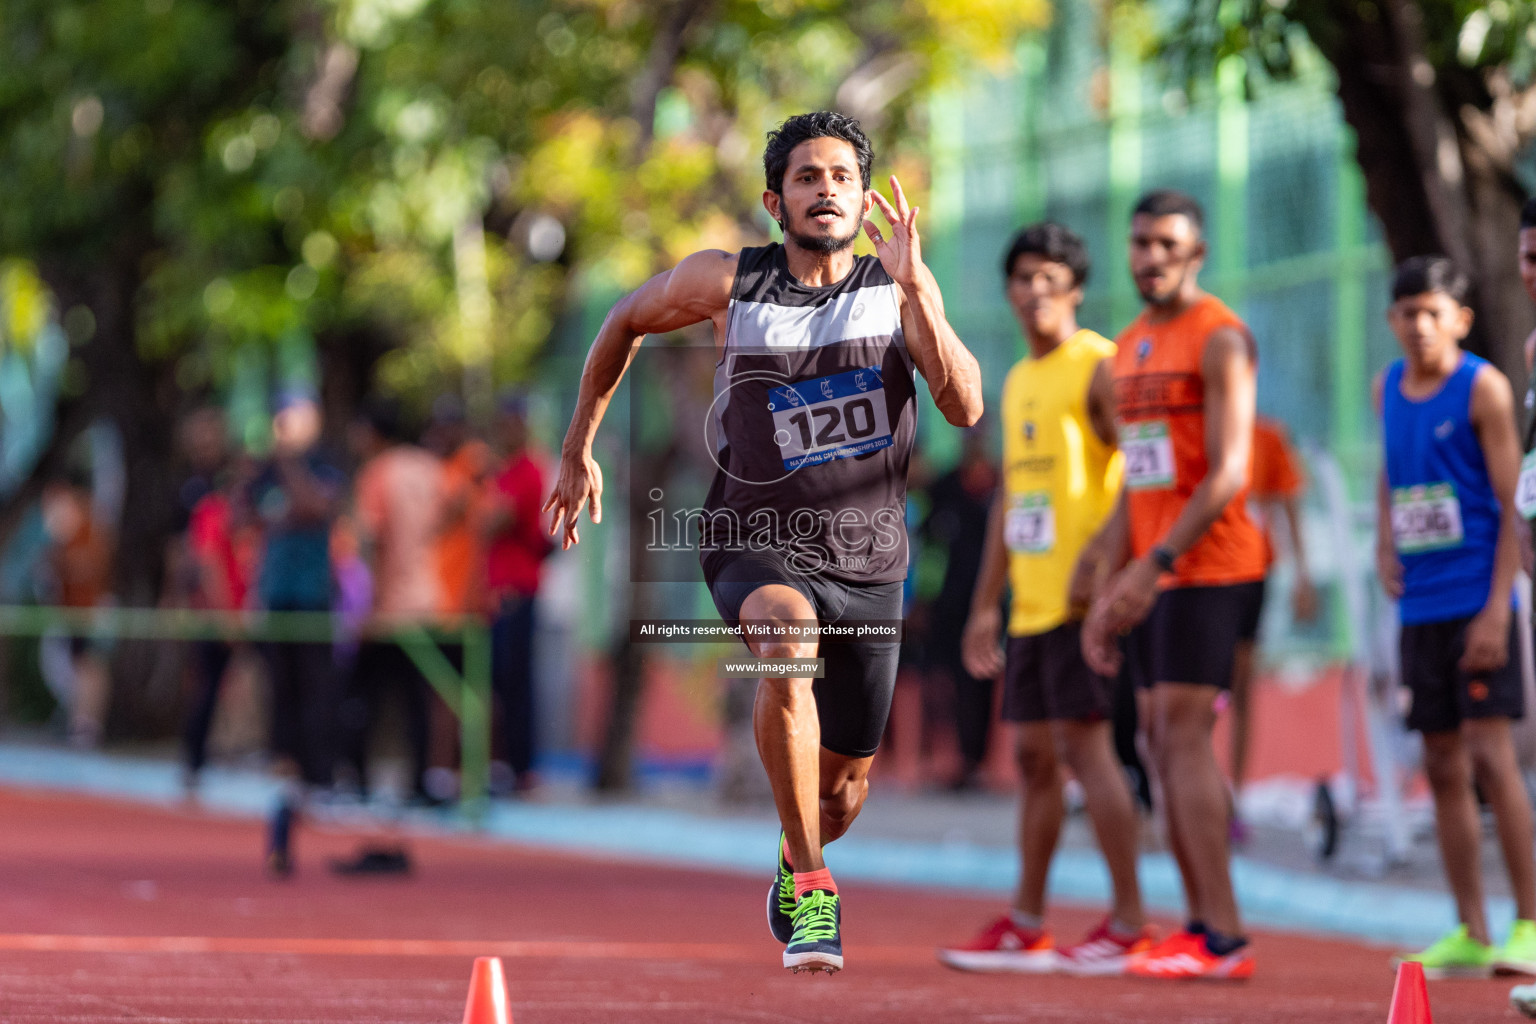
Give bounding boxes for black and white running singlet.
[700,244,916,584]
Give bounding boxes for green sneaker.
[783,888,842,974]
[767,832,795,944]
[1395,925,1494,979]
[1498,920,1536,976]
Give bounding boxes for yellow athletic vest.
[1001,329,1122,636]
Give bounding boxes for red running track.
[0,786,1517,1023]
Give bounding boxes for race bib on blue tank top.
[1391,482,1464,554]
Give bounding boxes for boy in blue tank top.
[1376,255,1536,978]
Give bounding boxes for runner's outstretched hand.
[542,448,603,550]
[864,175,921,289]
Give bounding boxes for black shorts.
[1235,578,1266,643]
[702,548,903,759]
[1001,621,1113,723]
[1125,582,1258,690]
[1400,615,1525,733]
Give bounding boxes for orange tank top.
[1112,294,1265,587]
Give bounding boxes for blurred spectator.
[1227,416,1318,813]
[482,392,551,793]
[429,396,493,618]
[339,397,444,803]
[179,446,259,791]
[919,423,998,791]
[176,408,229,535]
[38,471,116,748]
[165,408,230,605]
[248,392,343,794]
[421,396,494,801]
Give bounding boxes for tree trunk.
[1296,0,1536,388]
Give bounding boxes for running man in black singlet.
[544,112,982,974]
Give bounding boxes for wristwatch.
[1151,545,1177,573]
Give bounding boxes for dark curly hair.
[763,111,873,196]
[1391,255,1470,304]
[1002,222,1091,286]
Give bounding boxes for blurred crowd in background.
[4,384,1313,806]
[25,391,551,805]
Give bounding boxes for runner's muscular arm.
[1148,325,1256,559]
[1463,364,1523,673]
[898,266,984,427]
[543,250,736,549]
[862,177,982,427]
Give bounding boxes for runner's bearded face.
[1005,254,1082,345]
[772,137,868,255]
[1387,292,1471,370]
[1519,227,1536,305]
[1129,213,1203,307]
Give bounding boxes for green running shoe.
[784,888,842,974]
[1498,920,1536,976]
[767,831,795,944]
[1395,925,1494,979]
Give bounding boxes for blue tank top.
[1382,354,1503,625]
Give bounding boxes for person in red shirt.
[483,392,551,791]
[180,453,259,790]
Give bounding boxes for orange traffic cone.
[461,956,512,1024]
[1387,961,1432,1024]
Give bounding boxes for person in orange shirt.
[421,396,493,801]
[1080,190,1264,980]
[428,396,493,618]
[1228,416,1318,819]
[40,473,115,749]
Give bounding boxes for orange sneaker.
[1058,918,1156,977]
[937,915,1058,973]
[1126,930,1254,980]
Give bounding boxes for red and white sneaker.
[1126,930,1254,980]
[937,915,1058,973]
[1057,918,1156,977]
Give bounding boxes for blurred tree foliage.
[1146,0,1536,388]
[0,0,1045,601]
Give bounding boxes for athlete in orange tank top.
[1075,190,1260,980]
[1112,295,1265,586]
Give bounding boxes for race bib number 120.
[1391,482,1464,554]
[1120,420,1175,490]
[1005,492,1055,554]
[768,367,893,471]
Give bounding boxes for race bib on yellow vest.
[1004,491,1055,554]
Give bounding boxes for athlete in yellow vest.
[938,223,1149,976]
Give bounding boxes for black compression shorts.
[1401,615,1524,733]
[1001,621,1113,723]
[702,547,903,758]
[1126,582,1260,690]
